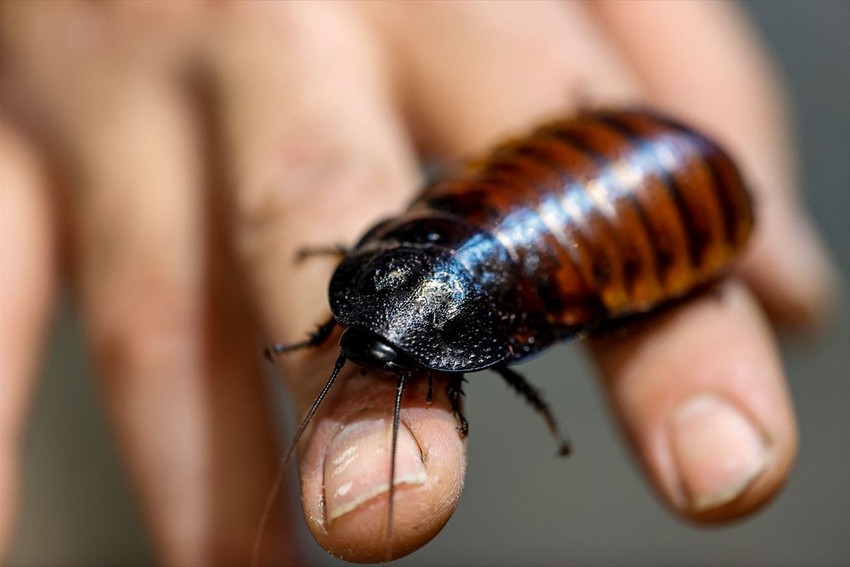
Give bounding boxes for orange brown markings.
[635,114,734,278]
[594,113,712,281]
[510,134,630,313]
[535,127,652,313]
[475,148,597,324]
[685,133,754,252]
[636,173,697,296]
[549,118,667,310]
[419,110,753,333]
[632,111,755,254]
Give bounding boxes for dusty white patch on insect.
[412,272,465,327]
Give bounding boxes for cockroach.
[255,108,754,562]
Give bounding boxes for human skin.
[0,2,837,564]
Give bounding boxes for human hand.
[0,2,837,565]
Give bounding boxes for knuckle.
[106,0,206,35]
[231,139,407,261]
[87,270,195,378]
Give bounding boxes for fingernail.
[670,394,769,512]
[324,416,427,524]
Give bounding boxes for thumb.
[207,4,466,561]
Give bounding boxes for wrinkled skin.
[0,2,837,564]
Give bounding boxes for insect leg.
[295,244,350,263]
[263,317,337,362]
[446,374,469,437]
[426,371,434,405]
[493,365,572,456]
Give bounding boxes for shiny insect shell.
[330,108,753,377]
[263,107,754,559]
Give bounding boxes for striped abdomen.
[416,109,754,332]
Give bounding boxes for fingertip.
[295,370,465,563]
[589,281,798,523]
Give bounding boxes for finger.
[588,282,796,521]
[369,1,641,157]
[589,0,838,329]
[61,70,286,564]
[0,117,57,554]
[206,3,464,561]
[383,1,797,522]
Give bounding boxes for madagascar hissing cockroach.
[257,108,754,561]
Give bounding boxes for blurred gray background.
[7,2,849,566]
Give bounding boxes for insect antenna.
[251,353,348,566]
[295,244,350,263]
[384,371,409,563]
